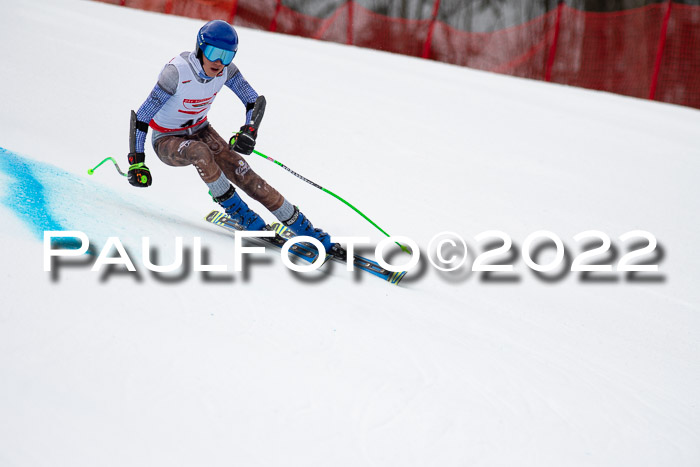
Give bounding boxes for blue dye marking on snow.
[0,147,68,240]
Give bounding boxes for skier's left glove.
[230,124,257,155]
[127,152,152,188]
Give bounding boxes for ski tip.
[390,270,407,285]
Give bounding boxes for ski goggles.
[202,44,236,65]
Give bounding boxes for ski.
[204,210,320,263]
[326,246,407,285]
[204,210,407,285]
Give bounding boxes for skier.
[126,19,335,252]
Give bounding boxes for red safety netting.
[93,0,700,110]
[550,4,665,101]
[348,5,431,57]
[654,3,700,109]
[428,9,557,81]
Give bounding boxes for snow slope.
[1,0,699,465]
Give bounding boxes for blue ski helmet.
[195,20,238,63]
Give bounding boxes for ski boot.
[214,186,266,231]
[283,206,336,253]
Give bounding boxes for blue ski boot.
[283,207,335,252]
[214,186,266,231]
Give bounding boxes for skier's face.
[202,54,225,78]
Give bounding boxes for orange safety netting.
[95,0,700,110]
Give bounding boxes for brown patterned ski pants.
[153,125,284,211]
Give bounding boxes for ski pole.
[87,157,127,177]
[252,148,409,253]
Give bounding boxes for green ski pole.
[87,157,127,177]
[252,148,409,253]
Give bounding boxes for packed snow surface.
[0,0,699,465]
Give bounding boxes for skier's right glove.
[127,152,152,188]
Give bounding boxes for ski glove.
[127,152,152,188]
[230,124,257,155]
